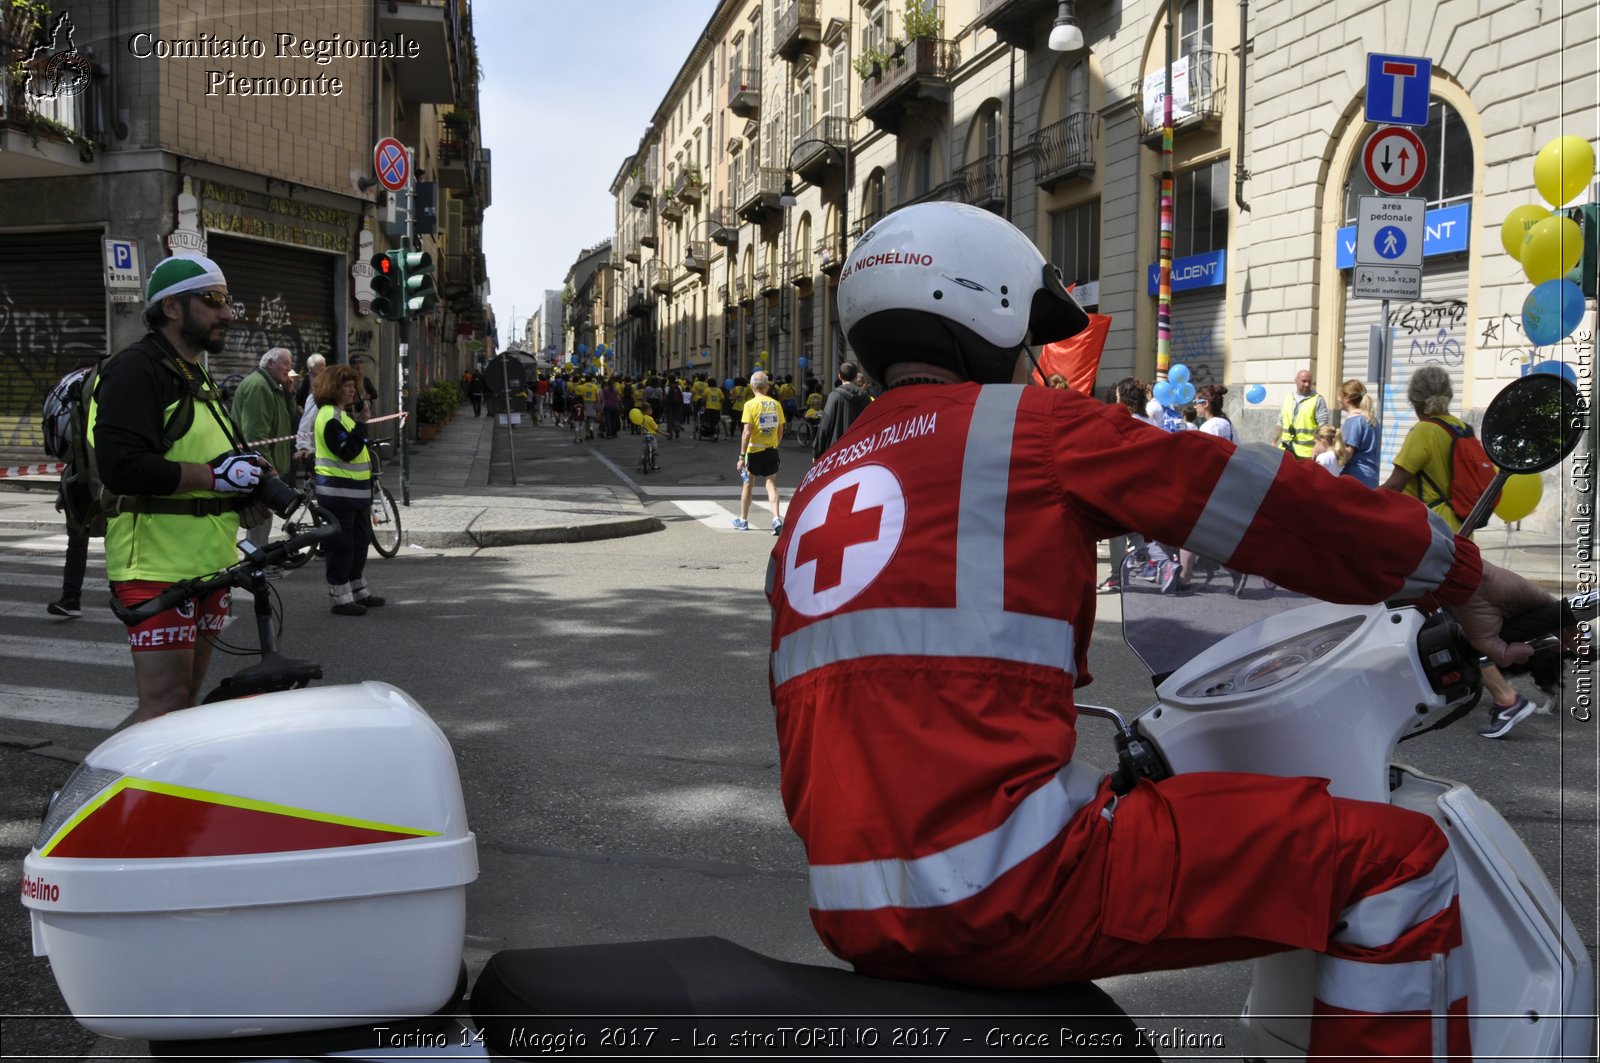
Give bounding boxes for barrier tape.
[0,463,65,479]
[0,413,409,479]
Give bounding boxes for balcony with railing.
[756,267,781,296]
[862,37,958,134]
[977,0,1056,49]
[1,53,103,177]
[899,177,967,210]
[639,208,659,249]
[1133,48,1228,145]
[727,66,761,118]
[1033,112,1100,190]
[954,153,1005,212]
[659,190,684,223]
[736,166,785,223]
[815,232,847,275]
[736,277,751,305]
[707,206,738,248]
[785,251,812,288]
[627,286,653,317]
[622,217,641,263]
[774,0,821,62]
[650,262,675,295]
[438,136,472,190]
[674,166,704,205]
[627,164,656,209]
[791,115,849,184]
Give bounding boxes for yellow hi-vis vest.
[312,405,371,500]
[1280,392,1323,458]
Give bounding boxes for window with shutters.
[791,71,812,148]
[824,44,847,118]
[1066,57,1089,117]
[1050,200,1101,289]
[862,2,888,59]
[1175,159,1229,259]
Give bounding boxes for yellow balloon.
[1493,473,1543,523]
[628,408,644,426]
[1534,135,1597,208]
[1500,205,1549,258]
[1521,215,1584,284]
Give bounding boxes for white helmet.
[839,202,1089,385]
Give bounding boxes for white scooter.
[18,375,1591,1061]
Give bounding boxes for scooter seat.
[472,936,1152,1058]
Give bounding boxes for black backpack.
[59,350,199,538]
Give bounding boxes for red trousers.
[862,773,1471,1063]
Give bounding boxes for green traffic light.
[402,250,437,315]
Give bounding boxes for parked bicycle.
[280,441,401,569]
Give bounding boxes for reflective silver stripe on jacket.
[1182,442,1281,565]
[1182,441,1458,594]
[808,760,1106,911]
[772,385,1076,685]
[313,479,370,500]
[314,455,372,476]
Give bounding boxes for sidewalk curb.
[411,515,663,549]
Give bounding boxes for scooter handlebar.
[1499,590,1596,646]
[108,500,341,625]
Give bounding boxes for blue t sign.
[1366,53,1432,127]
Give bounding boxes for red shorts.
[112,580,231,653]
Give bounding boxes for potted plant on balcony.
[441,109,472,132]
[901,0,945,67]
[852,47,889,83]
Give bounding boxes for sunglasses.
[187,289,230,309]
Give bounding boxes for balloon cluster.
[1152,363,1196,407]
[1499,135,1594,348]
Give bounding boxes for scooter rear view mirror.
[1479,373,1584,474]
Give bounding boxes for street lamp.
[1048,0,1084,52]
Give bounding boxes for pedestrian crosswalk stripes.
[0,684,135,730]
[671,498,777,531]
[0,533,234,732]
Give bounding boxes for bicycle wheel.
[369,484,402,557]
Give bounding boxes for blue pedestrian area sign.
[1365,53,1432,127]
[1354,195,1425,299]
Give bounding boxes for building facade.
[600,0,1594,530]
[0,0,490,458]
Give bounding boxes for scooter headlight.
[33,764,121,852]
[1173,617,1364,699]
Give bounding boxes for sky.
[474,0,718,346]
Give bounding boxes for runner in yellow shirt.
[733,371,785,534]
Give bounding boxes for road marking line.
[670,499,777,530]
[4,634,134,667]
[0,683,133,730]
[0,601,121,624]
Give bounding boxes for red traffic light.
[376,256,394,276]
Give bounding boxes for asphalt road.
[1,417,1593,1059]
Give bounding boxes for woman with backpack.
[1381,364,1549,738]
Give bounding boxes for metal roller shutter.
[1340,258,1469,470]
[207,236,339,384]
[1170,287,1228,391]
[0,230,107,452]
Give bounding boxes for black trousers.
[318,492,371,588]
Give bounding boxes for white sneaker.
[731,517,749,531]
[771,517,783,536]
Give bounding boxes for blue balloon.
[578,344,587,355]
[1174,382,1196,404]
[1522,280,1586,347]
[1152,381,1176,407]
[724,377,734,390]
[1246,384,1267,404]
[797,357,808,369]
[1528,359,1579,385]
[1168,364,1191,384]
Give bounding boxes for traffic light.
[1565,203,1598,299]
[369,250,406,321]
[399,250,436,317]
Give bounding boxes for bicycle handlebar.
[109,499,342,625]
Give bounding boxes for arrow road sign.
[374,137,410,192]
[1362,125,1427,196]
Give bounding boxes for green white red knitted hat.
[145,254,228,306]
